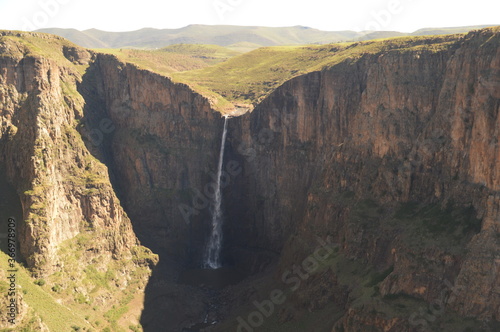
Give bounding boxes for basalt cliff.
[0,27,500,332]
[221,27,500,331]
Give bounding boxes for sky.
[0,0,498,33]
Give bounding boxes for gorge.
[0,26,500,332]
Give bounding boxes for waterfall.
[203,116,229,269]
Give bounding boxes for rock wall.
[0,36,142,274]
[79,54,224,265]
[226,27,500,327]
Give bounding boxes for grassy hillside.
[0,31,240,113]
[0,31,83,62]
[412,24,496,36]
[159,43,240,58]
[6,28,488,111]
[357,31,408,41]
[95,44,240,77]
[0,252,90,331]
[0,30,92,77]
[36,28,108,48]
[0,244,151,332]
[172,34,461,105]
[226,41,267,53]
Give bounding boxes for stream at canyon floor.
[180,266,247,331]
[179,266,246,289]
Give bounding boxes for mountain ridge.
[36,24,497,49]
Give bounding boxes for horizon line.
[29,23,500,35]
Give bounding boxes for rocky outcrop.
[0,33,141,273]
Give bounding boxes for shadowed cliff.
[218,27,500,331]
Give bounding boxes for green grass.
[0,31,87,68]
[173,34,461,106]
[0,252,90,331]
[104,299,132,331]
[4,28,484,114]
[93,45,240,113]
[226,41,264,53]
[94,44,240,77]
[159,43,240,59]
[412,25,498,36]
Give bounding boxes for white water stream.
[203,116,229,269]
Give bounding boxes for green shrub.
[34,279,46,286]
[51,284,62,293]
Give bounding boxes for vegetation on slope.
[0,31,159,331]
[0,245,153,332]
[95,44,240,77]
[172,34,462,105]
[412,24,497,36]
[0,252,90,331]
[90,32,467,110]
[0,31,76,61]
[13,27,495,113]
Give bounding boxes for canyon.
[0,26,500,332]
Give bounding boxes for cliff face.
[0,32,157,330]
[79,53,224,264]
[224,28,500,329]
[0,35,139,271]
[1,31,225,330]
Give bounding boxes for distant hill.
[171,34,463,106]
[35,27,109,48]
[95,44,241,76]
[357,31,408,41]
[411,25,495,36]
[357,25,496,41]
[37,25,361,49]
[36,24,498,51]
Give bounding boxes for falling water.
[204,116,229,269]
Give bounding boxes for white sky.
[0,0,498,32]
